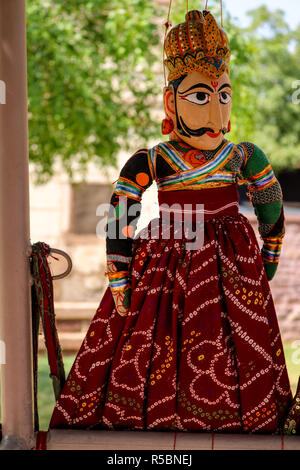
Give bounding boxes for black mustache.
[179,118,217,137]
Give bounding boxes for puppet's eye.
[219,91,232,104]
[180,92,211,106]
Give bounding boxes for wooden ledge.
[44,429,300,451]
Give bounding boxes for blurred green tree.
[27,0,162,180]
[245,6,300,172]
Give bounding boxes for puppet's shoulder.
[119,148,153,184]
[230,141,270,173]
[236,142,272,177]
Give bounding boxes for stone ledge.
[44,429,300,451]
[38,332,85,352]
[54,301,98,320]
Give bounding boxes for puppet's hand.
[111,284,131,317]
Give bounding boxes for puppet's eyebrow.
[178,83,214,94]
[218,83,232,92]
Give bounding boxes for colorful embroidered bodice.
[106,139,285,313]
[149,140,237,191]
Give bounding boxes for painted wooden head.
[163,10,232,150]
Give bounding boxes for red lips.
[206,131,221,138]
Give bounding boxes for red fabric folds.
[50,186,292,433]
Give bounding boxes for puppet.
[50,9,293,434]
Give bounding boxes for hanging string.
[220,0,223,27]
[205,0,208,10]
[162,0,173,87]
[186,0,189,13]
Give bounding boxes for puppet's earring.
[227,120,231,133]
[162,117,174,135]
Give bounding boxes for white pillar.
[0,0,34,449]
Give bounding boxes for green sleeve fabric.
[240,142,285,280]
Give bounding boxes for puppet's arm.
[239,142,285,281]
[106,149,153,316]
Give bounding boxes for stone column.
[0,0,34,450]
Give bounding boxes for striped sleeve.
[240,142,285,269]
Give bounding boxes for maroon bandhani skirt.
[50,185,292,433]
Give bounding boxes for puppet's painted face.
[164,70,232,150]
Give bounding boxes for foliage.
[246,6,300,172]
[26,0,162,181]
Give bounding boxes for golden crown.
[164,10,231,82]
